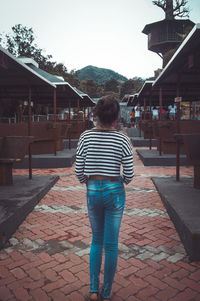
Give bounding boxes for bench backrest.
[183,134,200,164]
[180,120,200,134]
[0,136,30,159]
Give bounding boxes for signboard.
[175,97,182,103]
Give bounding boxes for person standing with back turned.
[75,95,134,301]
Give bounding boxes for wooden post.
[19,104,23,123]
[175,83,181,181]
[46,106,49,120]
[83,107,86,120]
[159,87,162,121]
[149,97,152,150]
[194,166,200,189]
[68,100,71,149]
[28,86,32,180]
[0,162,13,185]
[53,88,57,122]
[159,87,163,155]
[53,88,57,155]
[144,98,146,120]
[68,100,71,120]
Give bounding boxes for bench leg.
[0,162,13,185]
[194,165,200,189]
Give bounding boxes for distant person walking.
[152,106,159,120]
[75,95,134,301]
[134,103,141,127]
[161,107,167,120]
[168,104,176,120]
[89,111,94,128]
[130,108,135,127]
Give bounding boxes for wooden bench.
[53,122,72,150]
[0,136,32,185]
[140,121,153,139]
[30,122,60,154]
[48,119,88,149]
[154,120,200,154]
[156,120,200,154]
[0,120,88,155]
[0,122,63,155]
[157,121,182,154]
[182,134,200,189]
[63,120,88,139]
[174,133,200,188]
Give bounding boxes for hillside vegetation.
[76,65,128,84]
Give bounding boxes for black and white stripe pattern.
[75,129,134,184]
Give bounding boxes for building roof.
[142,19,194,35]
[135,24,200,105]
[152,23,200,101]
[73,87,95,107]
[18,57,84,103]
[0,46,56,88]
[0,47,84,107]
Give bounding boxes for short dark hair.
[93,95,120,125]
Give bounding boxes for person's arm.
[75,134,88,183]
[122,137,134,184]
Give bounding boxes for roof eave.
[0,46,56,88]
[153,23,200,87]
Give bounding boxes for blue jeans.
[87,178,125,299]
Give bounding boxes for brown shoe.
[85,292,99,301]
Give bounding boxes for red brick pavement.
[1,148,200,301]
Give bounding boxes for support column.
[159,87,163,155]
[176,81,181,181]
[53,88,57,155]
[53,88,57,122]
[28,85,32,180]
[68,100,71,149]
[144,98,146,120]
[149,97,152,150]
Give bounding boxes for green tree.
[80,79,102,98]
[5,24,35,56]
[120,78,143,99]
[0,24,85,87]
[1,24,55,71]
[120,80,135,99]
[104,78,119,93]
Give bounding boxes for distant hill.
[75,65,128,84]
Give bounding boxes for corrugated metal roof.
[25,63,65,84]
[20,59,84,100]
[0,46,56,88]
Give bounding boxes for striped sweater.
[75,129,134,184]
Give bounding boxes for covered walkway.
[0,144,200,300]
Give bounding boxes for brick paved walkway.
[1,148,200,301]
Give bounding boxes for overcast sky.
[0,0,199,79]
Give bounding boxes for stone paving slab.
[0,148,200,300]
[126,128,142,138]
[0,175,59,250]
[137,149,190,166]
[13,149,76,169]
[131,137,157,147]
[152,177,200,261]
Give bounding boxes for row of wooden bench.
[139,120,200,188]
[0,120,89,185]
